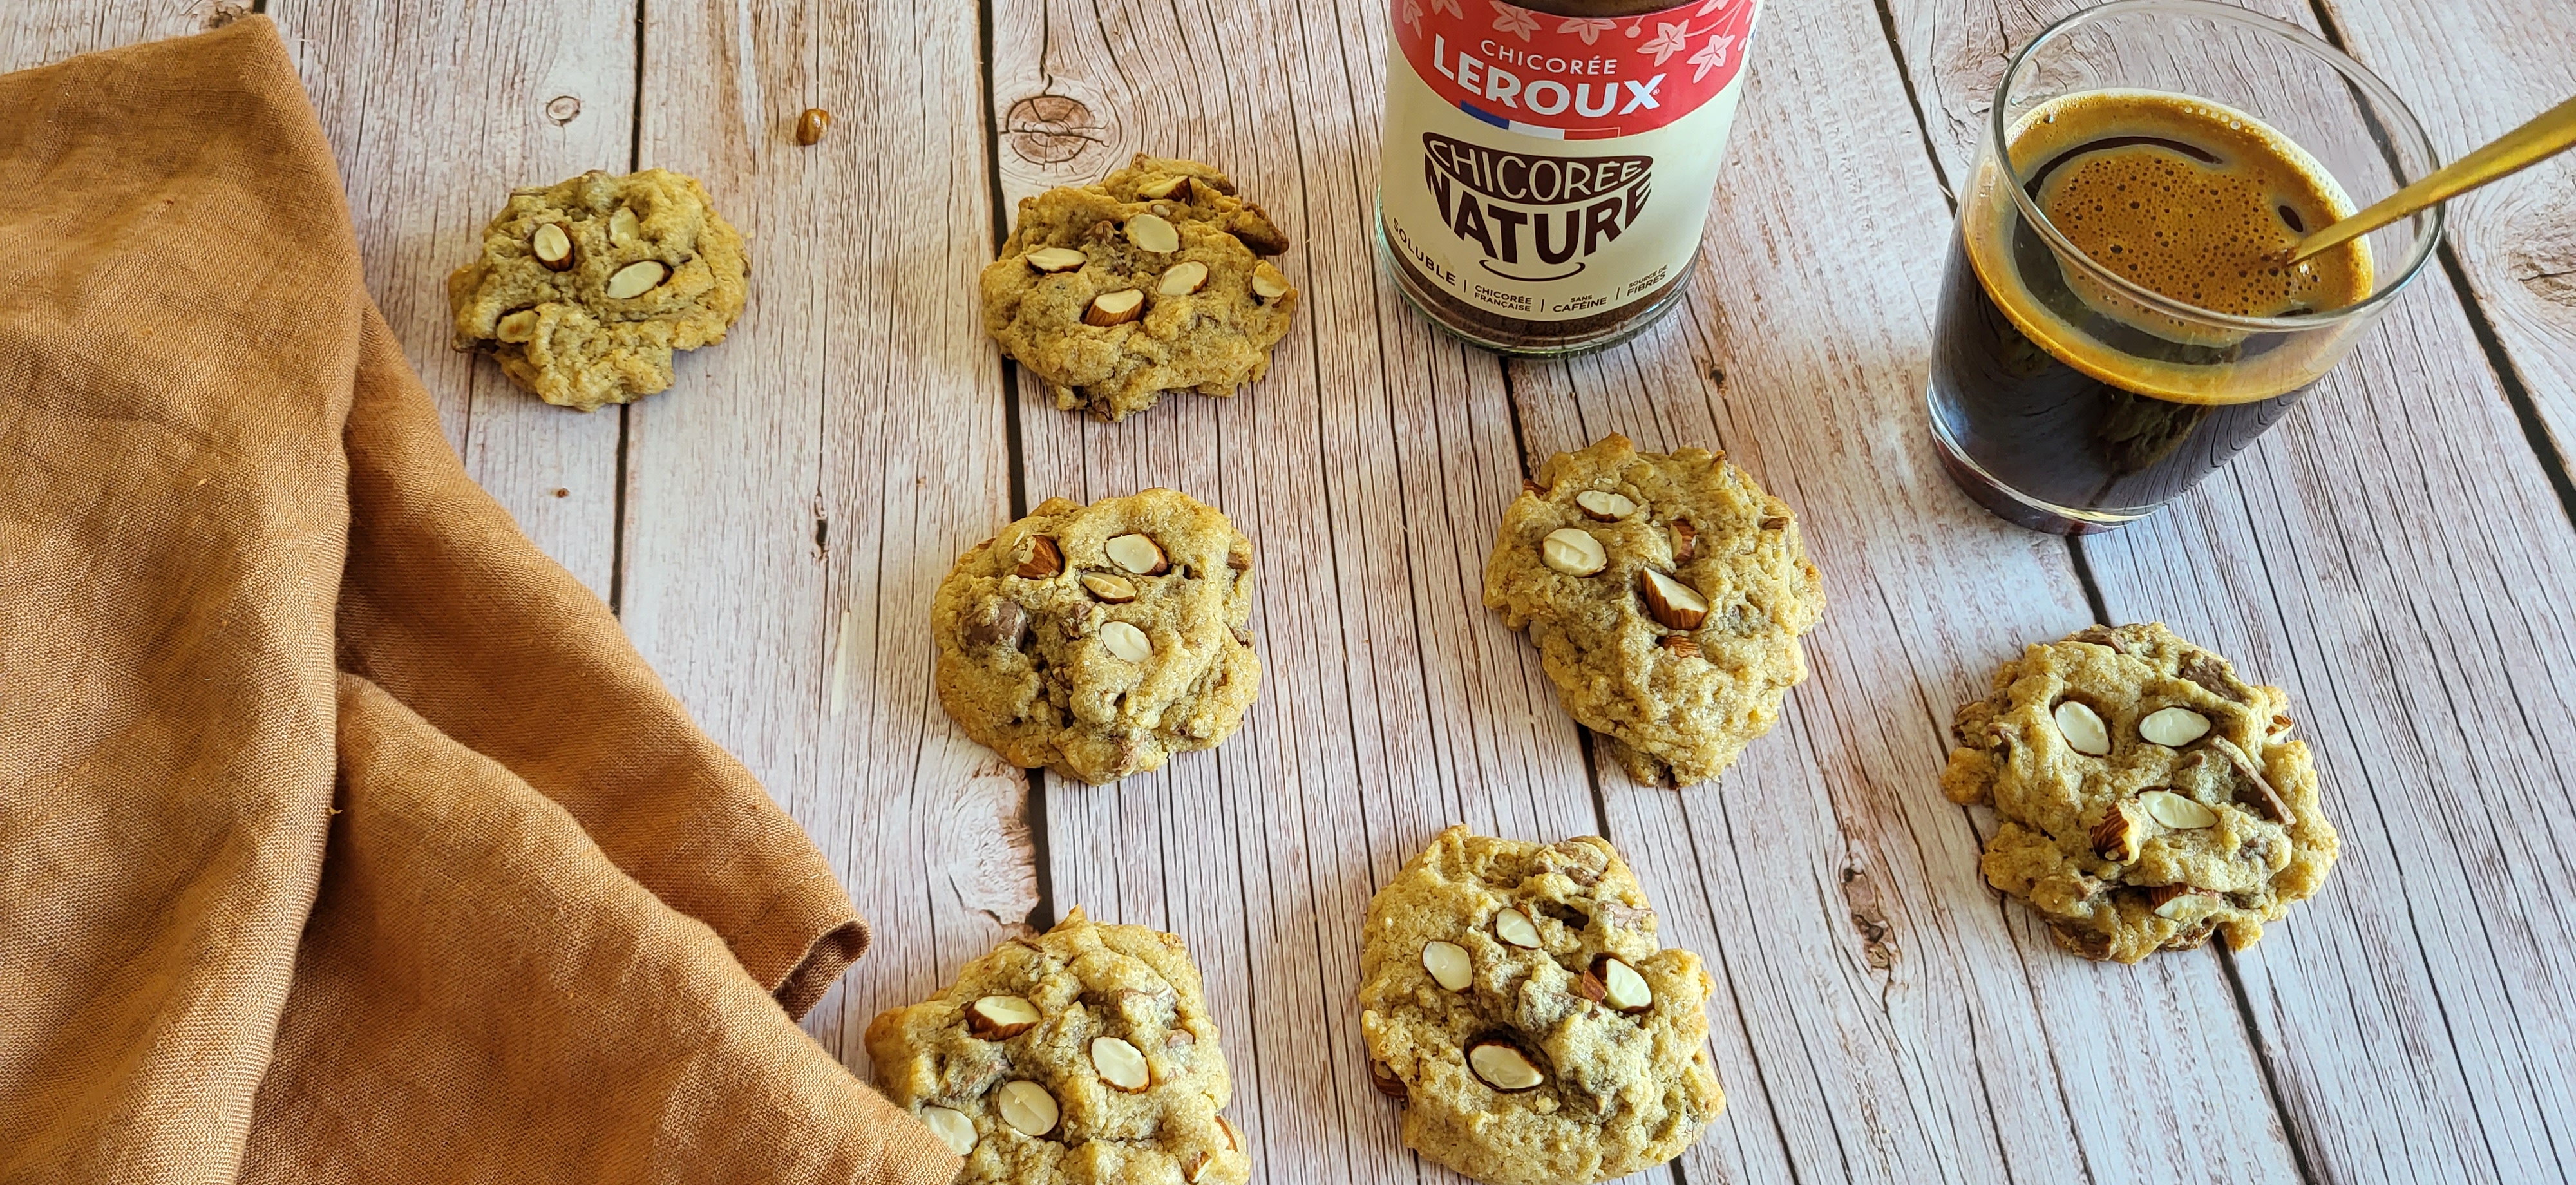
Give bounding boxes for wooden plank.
[0,0,209,70]
[986,1,1640,1182]
[622,0,1034,1070]
[0,0,628,596]
[1504,0,2320,1179]
[1890,1,2576,1180]
[266,0,632,596]
[2315,0,2576,454]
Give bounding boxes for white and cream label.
[1378,0,1761,321]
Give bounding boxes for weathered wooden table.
[13,1,2573,1180]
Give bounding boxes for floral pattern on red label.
[1393,0,1757,140]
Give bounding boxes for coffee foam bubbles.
[1963,90,2374,404]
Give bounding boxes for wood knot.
[203,1,252,28]
[1840,867,1899,970]
[545,95,583,125]
[1005,94,1108,166]
[2508,206,2576,308]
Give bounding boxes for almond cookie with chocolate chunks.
[448,168,747,412]
[1942,622,2340,963]
[1095,154,1292,257]
[934,488,1259,784]
[1484,434,1824,786]
[982,155,1296,422]
[865,908,1252,1185]
[1360,826,1723,1185]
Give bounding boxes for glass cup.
[1927,0,2441,534]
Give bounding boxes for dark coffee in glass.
[1926,3,2441,535]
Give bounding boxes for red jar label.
[1392,0,1757,140]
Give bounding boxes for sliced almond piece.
[1367,1059,1407,1100]
[966,994,1041,1039]
[1421,940,1473,991]
[607,205,639,246]
[1106,533,1169,574]
[2144,882,2213,919]
[1575,489,1638,520]
[1595,956,1652,1012]
[1218,1116,1244,1153]
[2052,700,2112,757]
[1090,1036,1151,1092]
[1158,260,1211,295]
[1025,246,1088,273]
[529,223,574,271]
[1016,536,1064,578]
[603,260,667,299]
[1540,528,1607,577]
[1137,174,1191,200]
[1251,261,1291,301]
[1101,620,1152,661]
[1085,289,1145,327]
[2138,706,2212,747]
[994,1081,1059,1136]
[495,309,540,344]
[1082,573,1137,603]
[2222,743,2293,822]
[2139,788,2218,830]
[1124,213,1180,253]
[1184,1152,1215,1184]
[1638,569,1710,630]
[1660,634,1701,659]
[918,1104,978,1155]
[1670,519,1698,564]
[2090,806,2139,862]
[1492,907,1540,949]
[1464,1039,1545,1092]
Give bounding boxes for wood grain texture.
[623,0,1036,1072]
[8,1,2576,1182]
[268,0,632,596]
[987,0,1627,1180]
[2317,0,2576,453]
[1893,1,2576,1180]
[0,0,212,70]
[1504,0,2302,1178]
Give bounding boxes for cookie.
[864,908,1251,1185]
[1359,826,1723,1185]
[983,155,1297,422]
[1942,622,2340,963]
[1483,434,1825,786]
[448,168,748,412]
[933,488,1260,784]
[1095,155,1293,256]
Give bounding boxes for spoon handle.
[2288,91,2576,264]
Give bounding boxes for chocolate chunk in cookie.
[1484,434,1826,786]
[933,488,1260,784]
[1359,826,1723,1185]
[1942,622,2340,962]
[982,155,1297,422]
[864,909,1251,1185]
[448,169,748,412]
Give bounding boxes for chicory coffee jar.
[1374,0,1761,354]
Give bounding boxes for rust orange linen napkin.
[0,18,958,1185]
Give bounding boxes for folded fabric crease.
[0,18,956,1184]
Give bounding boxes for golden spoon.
[2287,91,2576,264]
